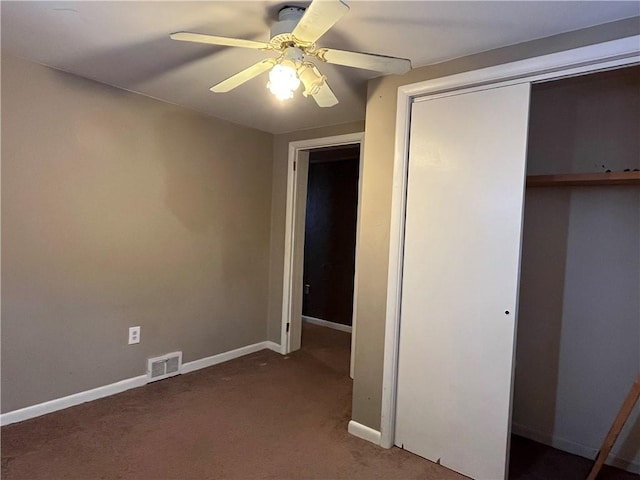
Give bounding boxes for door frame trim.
[281,132,364,379]
[380,35,640,449]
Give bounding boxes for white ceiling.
[2,1,638,134]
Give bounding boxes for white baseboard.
[0,375,148,427]
[1,340,282,427]
[348,420,381,445]
[302,315,352,333]
[264,341,282,354]
[512,422,639,473]
[181,340,279,374]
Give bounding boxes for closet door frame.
[380,35,640,450]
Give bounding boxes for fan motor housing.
[270,6,305,46]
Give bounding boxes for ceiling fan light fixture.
[172,0,411,107]
[298,63,326,97]
[267,63,300,100]
[267,47,304,101]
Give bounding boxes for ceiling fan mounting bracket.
[277,6,306,18]
[270,6,305,43]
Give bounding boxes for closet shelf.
[527,172,640,187]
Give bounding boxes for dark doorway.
[302,145,360,330]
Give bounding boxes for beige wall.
[267,122,364,343]
[351,17,640,430]
[1,54,273,412]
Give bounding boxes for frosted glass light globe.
[268,63,301,100]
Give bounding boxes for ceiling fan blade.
[210,59,276,93]
[319,48,411,75]
[170,32,271,50]
[309,66,338,108]
[292,0,349,45]
[312,82,339,107]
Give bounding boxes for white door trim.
[380,35,640,449]
[281,132,364,379]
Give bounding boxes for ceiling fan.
[170,0,411,107]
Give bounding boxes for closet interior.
[511,65,640,475]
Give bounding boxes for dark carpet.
[1,324,463,479]
[1,323,636,479]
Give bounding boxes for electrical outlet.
[128,326,140,345]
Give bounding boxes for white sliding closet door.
[395,83,530,480]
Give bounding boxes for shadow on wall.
[513,188,571,440]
